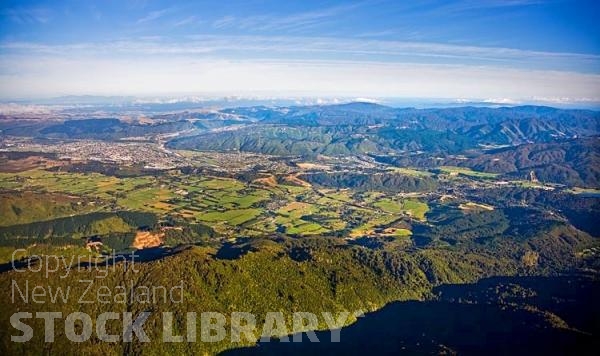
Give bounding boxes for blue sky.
[0,0,599,104]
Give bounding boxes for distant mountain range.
[1,103,598,187]
[170,103,599,153]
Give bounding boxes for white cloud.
[482,98,521,104]
[2,36,598,72]
[424,0,545,16]
[0,33,598,104]
[211,1,366,32]
[173,16,198,27]
[212,16,236,29]
[352,98,382,104]
[0,55,598,104]
[136,8,173,24]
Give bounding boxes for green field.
[439,166,499,179]
[374,198,429,220]
[566,187,600,196]
[389,167,434,177]
[199,208,262,226]
[1,166,434,239]
[394,228,412,237]
[0,191,102,226]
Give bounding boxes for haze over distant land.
[0,0,599,106]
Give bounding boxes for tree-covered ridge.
[1,227,596,355]
[299,172,438,192]
[224,274,600,355]
[168,104,600,155]
[4,104,596,155]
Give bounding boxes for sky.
[0,0,599,105]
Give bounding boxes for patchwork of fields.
[0,161,443,260]
[0,146,593,267]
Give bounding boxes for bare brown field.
[132,230,165,249]
[253,175,277,186]
[283,173,311,187]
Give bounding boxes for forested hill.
[2,104,597,151]
[376,138,600,187]
[168,104,599,156]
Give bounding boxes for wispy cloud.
[1,53,598,103]
[136,7,173,24]
[3,6,52,24]
[211,2,367,32]
[425,0,546,15]
[252,2,364,31]
[4,35,596,73]
[173,16,199,27]
[355,30,398,38]
[212,15,236,29]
